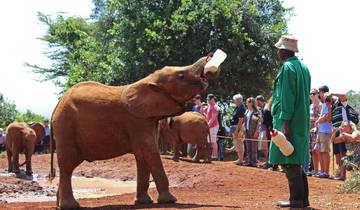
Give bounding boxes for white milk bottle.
[204,49,227,74]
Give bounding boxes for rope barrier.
[217,135,271,142]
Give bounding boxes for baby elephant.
[159,112,211,163]
[6,122,45,176]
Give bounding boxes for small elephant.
[6,122,45,176]
[159,112,212,163]
[50,56,221,209]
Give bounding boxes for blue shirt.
[231,103,245,126]
[45,127,51,136]
[318,103,332,133]
[192,105,201,112]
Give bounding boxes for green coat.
[269,56,311,165]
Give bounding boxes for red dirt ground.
[0,153,359,210]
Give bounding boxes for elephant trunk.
[191,55,221,81]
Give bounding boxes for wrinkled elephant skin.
[160,112,211,162]
[51,57,221,209]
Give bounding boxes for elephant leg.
[144,150,176,204]
[192,146,201,162]
[11,146,20,174]
[204,143,212,163]
[134,157,153,205]
[25,151,33,176]
[7,150,13,172]
[172,143,180,161]
[58,157,82,209]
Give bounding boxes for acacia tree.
[30,0,290,99]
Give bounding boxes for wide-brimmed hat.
[275,35,299,53]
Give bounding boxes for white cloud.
[284,0,360,93]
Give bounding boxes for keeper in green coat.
[269,35,311,208]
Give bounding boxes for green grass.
[0,151,6,158]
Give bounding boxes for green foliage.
[0,93,45,128]
[346,90,360,129]
[16,110,45,124]
[29,0,290,99]
[346,90,360,110]
[337,152,360,194]
[0,94,18,128]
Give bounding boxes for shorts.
[233,139,244,155]
[313,132,331,153]
[333,142,347,154]
[208,125,219,143]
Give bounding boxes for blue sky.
[0,0,359,118]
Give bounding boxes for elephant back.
[6,122,29,150]
[173,112,209,145]
[29,123,45,144]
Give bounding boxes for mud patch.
[0,174,56,203]
[0,170,155,203]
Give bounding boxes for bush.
[337,152,360,194]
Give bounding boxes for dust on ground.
[0,154,359,209]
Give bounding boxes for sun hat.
[275,35,299,53]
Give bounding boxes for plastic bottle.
[270,129,294,156]
[204,49,227,74]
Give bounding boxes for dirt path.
[0,154,359,209]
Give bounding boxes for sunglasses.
[310,93,317,95]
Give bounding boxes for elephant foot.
[13,168,20,174]
[59,197,80,209]
[135,194,153,205]
[157,192,177,204]
[25,170,33,176]
[172,156,179,162]
[202,159,212,163]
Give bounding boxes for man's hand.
[282,120,291,140]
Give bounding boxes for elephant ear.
[29,123,45,144]
[123,82,185,119]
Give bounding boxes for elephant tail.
[19,160,26,167]
[48,120,56,182]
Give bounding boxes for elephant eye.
[177,73,184,79]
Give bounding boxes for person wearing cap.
[206,93,220,160]
[269,35,311,208]
[313,86,332,178]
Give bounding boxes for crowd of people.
[184,84,360,182]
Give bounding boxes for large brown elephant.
[50,56,221,209]
[159,112,211,162]
[6,122,45,176]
